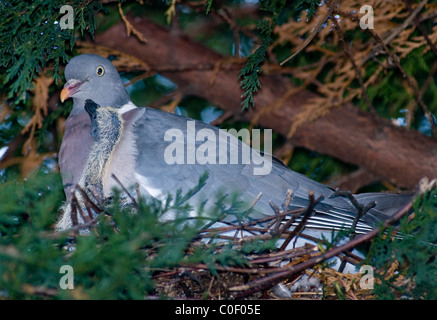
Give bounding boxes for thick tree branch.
[93,17,437,188]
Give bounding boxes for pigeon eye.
[96,66,105,76]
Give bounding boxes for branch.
[280,0,341,65]
[118,3,147,43]
[94,16,437,188]
[334,17,375,113]
[278,191,322,251]
[228,199,414,297]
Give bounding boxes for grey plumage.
[57,53,413,234]
[62,54,130,115]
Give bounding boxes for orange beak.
[60,87,71,103]
[60,79,85,103]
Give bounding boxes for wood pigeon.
[57,53,412,238]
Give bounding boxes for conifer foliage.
[0,1,101,100]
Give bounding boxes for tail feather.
[354,193,414,218]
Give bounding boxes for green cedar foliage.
[365,186,437,300]
[0,171,275,299]
[239,0,286,109]
[239,0,321,109]
[0,0,101,101]
[296,0,321,19]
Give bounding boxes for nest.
[63,177,415,300]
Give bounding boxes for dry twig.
[228,199,413,298]
[280,0,341,65]
[118,3,147,43]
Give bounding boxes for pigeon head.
[61,54,131,115]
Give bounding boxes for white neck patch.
[118,101,138,114]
